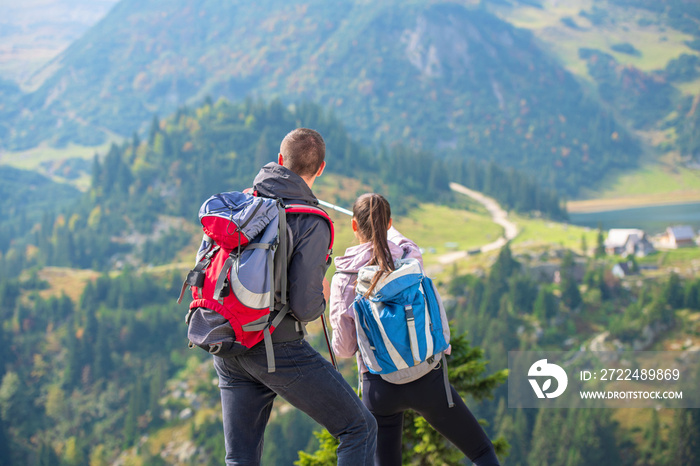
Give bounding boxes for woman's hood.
[334,241,406,274]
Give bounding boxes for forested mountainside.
[0,166,81,254]
[4,238,699,464]
[0,98,565,273]
[6,0,697,195]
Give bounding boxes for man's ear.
[278,153,284,165]
[315,161,326,178]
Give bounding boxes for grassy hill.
[492,0,698,78]
[568,161,700,212]
[493,0,700,204]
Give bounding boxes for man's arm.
[287,216,331,322]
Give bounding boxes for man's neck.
[302,175,315,189]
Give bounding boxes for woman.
[329,193,500,466]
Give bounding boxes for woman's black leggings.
[362,366,500,466]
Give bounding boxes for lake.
[568,202,700,235]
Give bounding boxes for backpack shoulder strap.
[285,204,335,261]
[283,203,337,371]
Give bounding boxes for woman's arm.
[328,272,359,358]
[387,226,423,266]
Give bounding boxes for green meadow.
[510,214,596,253]
[493,0,698,80]
[395,204,503,264]
[0,141,113,169]
[325,202,503,273]
[637,248,700,275]
[0,141,117,191]
[570,161,700,212]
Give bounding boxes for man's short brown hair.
[280,128,325,178]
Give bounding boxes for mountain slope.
[0,0,118,85]
[3,0,650,195]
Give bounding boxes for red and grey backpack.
[177,190,334,372]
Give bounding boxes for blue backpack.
[353,258,454,406]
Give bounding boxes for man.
[213,128,377,465]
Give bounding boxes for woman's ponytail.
[353,193,394,297]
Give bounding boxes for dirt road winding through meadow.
[436,183,518,265]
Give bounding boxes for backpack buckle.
[208,343,223,355]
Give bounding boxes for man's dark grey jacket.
[253,162,331,340]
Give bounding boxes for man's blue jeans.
[213,339,377,466]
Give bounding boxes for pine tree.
[663,272,684,309]
[148,114,160,145]
[492,243,518,282]
[428,158,449,193]
[509,275,537,314]
[296,430,338,466]
[84,305,98,345]
[640,409,665,464]
[685,279,700,310]
[597,267,612,301]
[0,325,8,382]
[63,436,85,466]
[90,154,102,191]
[560,251,582,309]
[481,244,518,316]
[63,321,83,389]
[0,417,12,465]
[79,281,96,316]
[510,408,532,465]
[572,409,623,465]
[467,279,485,313]
[528,409,565,465]
[254,129,271,169]
[594,227,606,258]
[38,441,60,466]
[669,410,699,465]
[123,380,143,447]
[131,131,140,149]
[57,293,74,322]
[533,287,558,320]
[148,361,166,425]
[92,320,112,381]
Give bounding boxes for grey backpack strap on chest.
[262,201,290,372]
[441,353,455,408]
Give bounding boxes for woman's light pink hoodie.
[329,227,423,374]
